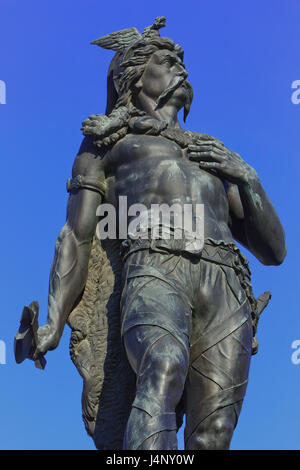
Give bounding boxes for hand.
[187,139,258,186]
[33,323,60,360]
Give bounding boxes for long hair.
[82,36,193,148]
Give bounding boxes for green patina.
[248,187,263,210]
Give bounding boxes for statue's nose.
[176,65,188,79]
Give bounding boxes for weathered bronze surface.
[15,17,286,450]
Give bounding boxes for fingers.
[33,346,44,361]
[188,139,225,152]
[32,325,58,359]
[33,334,48,359]
[195,139,225,151]
[188,151,224,162]
[187,140,241,167]
[188,142,226,163]
[189,140,240,158]
[33,337,54,359]
[231,151,243,160]
[188,144,224,154]
[198,161,224,170]
[188,146,224,156]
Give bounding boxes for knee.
[137,340,188,410]
[207,416,234,449]
[148,340,188,387]
[186,413,235,450]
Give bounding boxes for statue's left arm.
[188,140,287,265]
[226,172,286,266]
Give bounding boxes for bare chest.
[104,134,227,204]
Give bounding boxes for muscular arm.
[228,176,287,266]
[35,137,105,356]
[187,139,287,266]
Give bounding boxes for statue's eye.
[162,57,174,66]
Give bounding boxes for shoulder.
[77,135,98,154]
[72,136,105,178]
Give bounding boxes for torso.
[102,133,234,243]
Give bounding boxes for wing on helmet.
[91,28,141,52]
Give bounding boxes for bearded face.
[134,48,193,120]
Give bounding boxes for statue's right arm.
[34,137,105,358]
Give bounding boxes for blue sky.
[0,0,299,450]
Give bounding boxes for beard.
[155,74,193,120]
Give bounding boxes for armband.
[66,175,106,196]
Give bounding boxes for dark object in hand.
[14,301,46,370]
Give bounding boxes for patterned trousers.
[120,238,254,450]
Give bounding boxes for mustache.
[183,80,193,122]
[155,72,189,110]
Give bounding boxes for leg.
[120,249,192,450]
[185,314,252,450]
[123,325,189,450]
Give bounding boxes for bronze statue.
[15,17,286,450]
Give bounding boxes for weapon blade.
[14,301,47,370]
